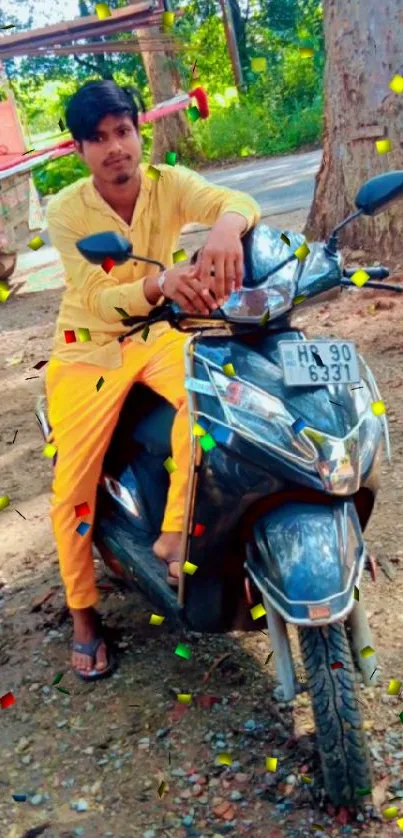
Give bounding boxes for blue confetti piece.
[292,417,306,435]
[210,424,232,445]
[76,521,91,536]
[12,793,27,802]
[195,416,211,432]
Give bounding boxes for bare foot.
[153,531,182,582]
[71,607,108,675]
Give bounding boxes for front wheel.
[299,622,373,806]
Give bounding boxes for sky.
[2,0,80,28]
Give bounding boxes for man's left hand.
[193,213,246,306]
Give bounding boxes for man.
[46,79,260,681]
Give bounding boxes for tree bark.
[136,25,205,166]
[304,0,403,259]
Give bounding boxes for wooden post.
[218,0,244,92]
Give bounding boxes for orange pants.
[46,329,191,610]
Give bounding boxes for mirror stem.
[325,208,363,255]
[129,254,165,272]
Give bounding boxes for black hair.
[65,79,146,143]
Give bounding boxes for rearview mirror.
[355,171,403,216]
[76,231,133,265]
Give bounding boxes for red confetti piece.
[196,694,221,710]
[74,501,91,517]
[64,330,76,344]
[330,661,344,670]
[102,256,115,274]
[0,691,16,709]
[193,523,206,537]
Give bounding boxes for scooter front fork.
[347,594,380,686]
[262,595,297,702]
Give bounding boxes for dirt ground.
[1,207,403,838]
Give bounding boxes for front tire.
[299,622,373,806]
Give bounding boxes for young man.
[46,79,261,680]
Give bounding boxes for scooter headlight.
[210,371,316,466]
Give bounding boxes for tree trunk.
[304,0,403,260]
[137,25,205,166]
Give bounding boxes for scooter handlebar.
[343,265,389,280]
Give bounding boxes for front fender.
[245,500,365,625]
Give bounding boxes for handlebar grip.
[344,265,389,280]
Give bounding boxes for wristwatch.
[157,270,168,297]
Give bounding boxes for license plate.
[279,340,360,387]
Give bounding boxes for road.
[16,149,321,278]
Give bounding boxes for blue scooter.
[36,171,403,806]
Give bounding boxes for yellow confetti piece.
[173,249,187,264]
[164,456,178,474]
[162,10,175,29]
[300,774,313,784]
[360,645,375,659]
[383,805,399,819]
[77,327,91,342]
[294,242,310,261]
[28,235,45,251]
[371,400,386,417]
[0,495,10,511]
[222,363,235,377]
[353,585,359,601]
[217,753,232,765]
[177,693,192,704]
[149,613,165,625]
[146,164,161,181]
[192,422,207,437]
[266,757,278,772]
[0,280,11,303]
[95,2,111,20]
[157,780,167,798]
[293,294,307,305]
[376,139,392,154]
[350,269,370,288]
[250,603,267,620]
[43,443,57,458]
[389,74,403,95]
[299,47,314,59]
[387,679,402,696]
[304,428,326,444]
[183,561,198,575]
[251,57,267,73]
[397,818,403,833]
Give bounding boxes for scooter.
[36,170,403,807]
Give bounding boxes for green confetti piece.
[199,433,216,452]
[400,711,403,724]
[115,307,130,318]
[96,377,105,392]
[52,672,64,686]
[141,325,150,342]
[355,786,372,796]
[175,643,191,660]
[56,686,70,695]
[0,495,10,511]
[165,151,177,166]
[164,456,178,474]
[280,233,291,246]
[187,105,200,122]
[264,651,273,666]
[172,248,187,264]
[77,327,91,342]
[58,118,65,132]
[260,308,271,326]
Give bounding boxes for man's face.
[75,113,142,187]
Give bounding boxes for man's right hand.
[144,262,218,315]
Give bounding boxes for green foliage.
[33,155,90,196]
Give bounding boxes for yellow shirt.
[46,162,261,369]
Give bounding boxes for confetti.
[56,686,70,695]
[210,425,231,445]
[193,523,206,536]
[299,47,314,58]
[370,667,378,680]
[175,643,192,660]
[222,362,235,377]
[183,560,198,575]
[14,509,26,520]
[173,248,187,264]
[371,400,386,416]
[192,422,207,437]
[165,151,177,166]
[299,774,313,784]
[355,786,372,796]
[76,521,91,536]
[260,308,271,325]
[162,10,175,29]
[77,327,91,342]
[11,430,18,444]
[330,661,344,670]
[146,164,161,181]
[33,360,48,370]
[28,235,46,251]
[157,780,167,798]
[311,350,325,367]
[217,752,232,765]
[250,603,266,620]
[164,456,178,474]
[95,2,111,19]
[350,269,370,288]
[52,672,64,686]
[0,691,16,709]
[304,428,325,443]
[376,139,392,154]
[43,443,57,458]
[292,417,306,435]
[383,805,399,819]
[293,294,307,305]
[354,585,360,601]
[187,105,201,122]
[280,233,291,246]
[115,306,130,318]
[396,817,403,832]
[177,693,192,704]
[264,651,274,666]
[387,679,402,696]
[12,793,27,802]
[400,711,403,724]
[199,433,216,452]
[74,501,90,517]
[266,757,278,772]
[0,24,16,29]
[0,495,10,511]
[0,281,11,303]
[251,57,267,72]
[389,74,403,94]
[141,325,150,342]
[64,330,76,344]
[96,376,105,392]
[149,613,165,625]
[101,256,115,274]
[58,118,65,132]
[360,645,375,659]
[294,242,310,261]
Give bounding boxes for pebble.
[70,798,89,812]
[230,790,243,801]
[21,755,32,765]
[182,815,194,826]
[143,831,156,838]
[29,793,44,806]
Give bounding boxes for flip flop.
[72,636,117,682]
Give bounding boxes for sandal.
[72,636,117,682]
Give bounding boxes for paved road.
[16,149,321,279]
